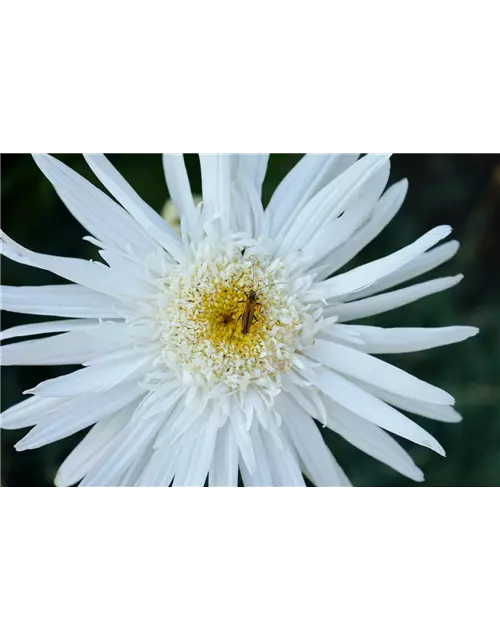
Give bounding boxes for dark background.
[1,154,499,487]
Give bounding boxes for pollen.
[152,241,307,391]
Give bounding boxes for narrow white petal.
[0,232,145,298]
[117,446,155,486]
[236,154,269,198]
[232,407,257,474]
[301,159,390,272]
[54,403,138,487]
[140,400,190,486]
[199,154,233,235]
[265,154,359,238]
[325,275,464,322]
[346,240,460,300]
[239,179,265,238]
[351,379,463,423]
[0,284,127,319]
[139,442,181,487]
[327,325,479,354]
[98,249,157,297]
[80,396,165,486]
[312,366,445,455]
[209,423,239,487]
[153,394,208,451]
[32,154,156,257]
[282,378,327,425]
[1,323,134,366]
[1,319,101,342]
[279,154,390,256]
[0,395,67,430]
[330,456,353,487]
[260,428,306,486]
[162,154,200,242]
[315,178,408,278]
[15,381,145,451]
[278,393,342,486]
[172,406,222,486]
[166,430,202,486]
[229,178,253,236]
[322,396,424,482]
[83,154,185,262]
[309,225,452,301]
[240,426,273,486]
[30,353,152,398]
[307,339,454,405]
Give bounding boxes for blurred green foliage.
[1,154,499,487]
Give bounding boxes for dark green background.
[1,154,499,487]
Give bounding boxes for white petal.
[330,456,352,487]
[327,325,479,354]
[209,423,239,487]
[32,154,156,257]
[278,154,390,256]
[240,425,273,487]
[83,154,185,262]
[54,403,138,487]
[14,380,145,451]
[306,339,454,405]
[260,427,306,487]
[281,377,327,425]
[231,406,257,474]
[1,323,134,366]
[199,154,233,235]
[265,154,359,238]
[0,232,145,298]
[314,178,408,278]
[140,399,190,487]
[322,396,424,482]
[0,395,67,430]
[351,379,463,423]
[346,240,460,300]
[278,393,342,486]
[153,394,208,450]
[239,178,265,238]
[164,430,201,486]
[117,446,155,486]
[172,405,222,486]
[98,249,157,297]
[311,366,445,455]
[0,284,127,318]
[162,154,200,243]
[301,159,390,272]
[79,396,165,486]
[236,154,269,197]
[29,353,152,397]
[139,442,181,487]
[309,225,452,301]
[325,275,464,322]
[1,319,101,342]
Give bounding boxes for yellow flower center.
[155,249,306,390]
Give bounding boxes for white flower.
[0,154,478,486]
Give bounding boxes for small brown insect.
[234,282,286,337]
[240,290,261,335]
[230,258,287,339]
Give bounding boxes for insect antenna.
[253,281,289,294]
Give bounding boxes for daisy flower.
[0,154,478,486]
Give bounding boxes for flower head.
[0,153,478,486]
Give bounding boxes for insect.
[240,289,261,334]
[230,257,287,338]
